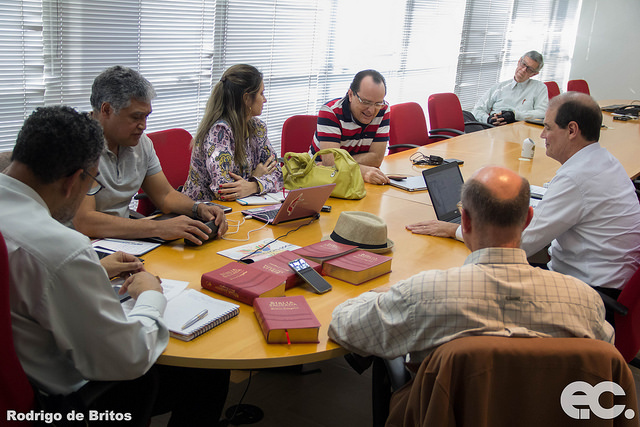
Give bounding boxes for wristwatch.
[191,201,202,219]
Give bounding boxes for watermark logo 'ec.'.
[561,381,635,420]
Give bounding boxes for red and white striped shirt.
[311,96,390,155]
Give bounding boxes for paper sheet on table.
[216,238,301,262]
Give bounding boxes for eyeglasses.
[456,201,463,211]
[354,92,388,109]
[518,58,538,75]
[83,170,105,196]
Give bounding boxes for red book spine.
[201,275,255,305]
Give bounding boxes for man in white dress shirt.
[0,106,229,426]
[407,92,640,296]
[470,50,548,126]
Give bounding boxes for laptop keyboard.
[254,208,280,220]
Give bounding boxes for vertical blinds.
[0,0,581,153]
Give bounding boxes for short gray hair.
[523,51,544,72]
[90,65,156,114]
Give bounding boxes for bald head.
[461,166,531,229]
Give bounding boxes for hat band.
[330,231,388,250]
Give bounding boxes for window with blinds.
[42,0,215,136]
[455,0,582,111]
[0,0,581,153]
[0,0,44,152]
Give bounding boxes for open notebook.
[163,289,239,341]
[118,279,239,342]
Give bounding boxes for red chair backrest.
[615,267,640,362]
[544,81,561,99]
[427,93,465,139]
[281,115,317,157]
[137,128,193,216]
[567,79,590,95]
[389,102,431,153]
[0,231,35,423]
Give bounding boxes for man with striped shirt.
[311,69,390,185]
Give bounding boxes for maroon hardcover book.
[201,262,286,305]
[322,250,392,285]
[253,295,321,344]
[250,250,322,290]
[292,240,358,264]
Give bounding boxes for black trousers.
[36,366,229,427]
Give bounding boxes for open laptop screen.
[422,162,465,223]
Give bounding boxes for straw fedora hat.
[323,211,394,254]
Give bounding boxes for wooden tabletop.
[152,101,639,369]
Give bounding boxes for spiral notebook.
[164,289,240,341]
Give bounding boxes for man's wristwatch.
[191,201,202,219]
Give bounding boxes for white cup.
[521,138,535,159]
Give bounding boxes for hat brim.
[321,234,394,254]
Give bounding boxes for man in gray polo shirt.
[73,66,227,244]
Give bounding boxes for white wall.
[571,0,640,100]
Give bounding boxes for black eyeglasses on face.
[82,170,105,196]
[518,58,538,74]
[355,92,388,108]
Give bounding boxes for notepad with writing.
[164,289,240,341]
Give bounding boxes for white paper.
[216,238,301,262]
[93,238,160,256]
[236,191,288,206]
[118,278,189,314]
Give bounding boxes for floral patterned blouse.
[182,118,283,201]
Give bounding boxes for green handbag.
[282,148,366,200]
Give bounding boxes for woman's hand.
[252,154,277,178]
[218,172,260,200]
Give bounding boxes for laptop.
[388,175,428,192]
[601,104,630,112]
[241,184,336,225]
[525,118,544,126]
[422,162,465,224]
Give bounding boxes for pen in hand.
[181,309,209,330]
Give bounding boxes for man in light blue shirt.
[471,51,548,125]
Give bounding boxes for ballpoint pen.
[181,309,208,330]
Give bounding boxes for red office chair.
[544,81,561,99]
[388,102,434,154]
[611,267,640,365]
[567,79,590,95]
[0,231,35,425]
[280,115,318,157]
[427,92,493,141]
[136,128,193,216]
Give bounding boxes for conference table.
[150,101,639,370]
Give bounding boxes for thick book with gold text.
[201,262,286,305]
[322,250,392,285]
[253,295,321,344]
[250,250,322,290]
[292,240,358,264]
